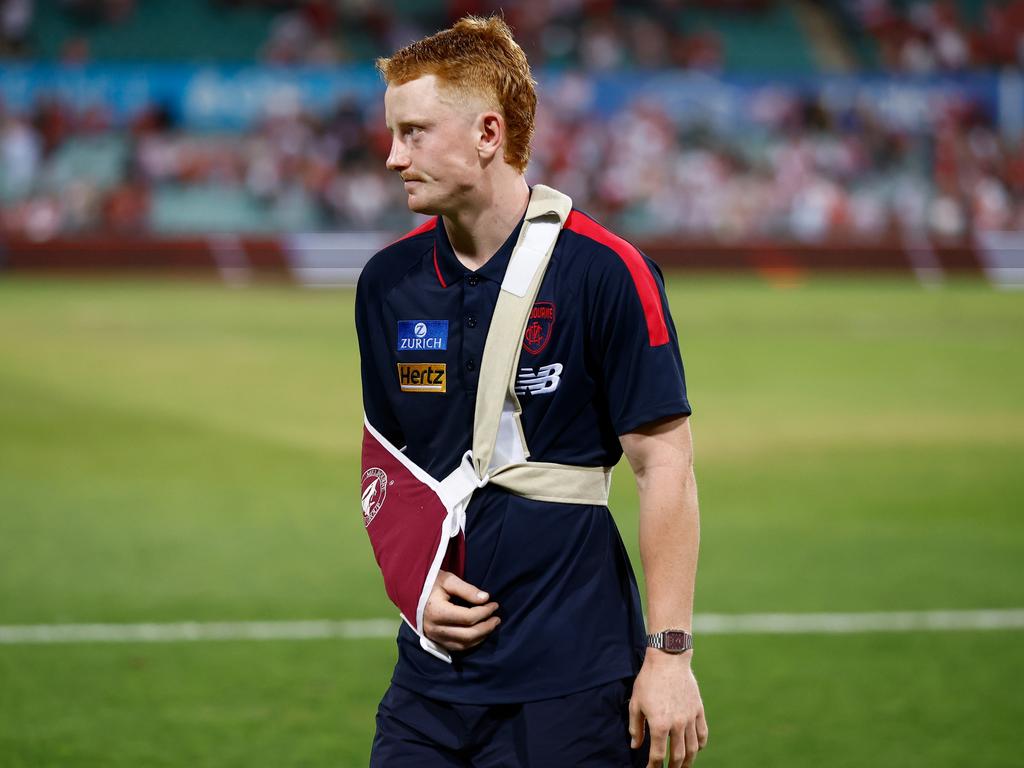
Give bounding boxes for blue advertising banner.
[0,63,1014,137]
[537,70,1004,135]
[0,64,384,129]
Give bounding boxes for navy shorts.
[370,677,650,767]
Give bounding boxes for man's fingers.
[666,724,684,768]
[696,710,709,749]
[437,616,501,642]
[428,615,500,650]
[682,722,699,767]
[436,570,491,604]
[427,599,499,627]
[422,570,502,651]
[665,720,690,768]
[646,722,669,768]
[626,700,643,749]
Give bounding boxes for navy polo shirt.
[354,206,691,704]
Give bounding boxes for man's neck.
[442,176,530,271]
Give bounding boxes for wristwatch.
[646,629,693,653]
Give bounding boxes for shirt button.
[466,315,477,328]
[467,276,479,287]
[466,359,476,371]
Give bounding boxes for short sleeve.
[355,267,404,446]
[587,249,691,435]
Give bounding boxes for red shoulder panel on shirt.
[564,210,670,346]
[388,216,446,288]
[390,216,438,245]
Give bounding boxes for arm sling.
[360,185,613,662]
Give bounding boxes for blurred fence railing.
[5,231,1019,286]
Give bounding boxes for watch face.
[664,631,691,652]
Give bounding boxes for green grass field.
[1,276,1022,767]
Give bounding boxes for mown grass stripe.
[695,609,1024,634]
[2,610,1022,645]
[0,620,398,644]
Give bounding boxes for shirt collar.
[432,212,526,288]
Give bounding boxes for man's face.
[384,75,486,215]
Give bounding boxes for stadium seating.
[43,135,128,194]
[21,0,820,73]
[680,3,815,72]
[151,184,322,233]
[29,0,273,62]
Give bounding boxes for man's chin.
[405,192,440,216]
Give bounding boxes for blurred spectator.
[841,0,1024,72]
[0,0,32,56]
[60,0,135,26]
[59,35,91,64]
[103,176,149,231]
[1,107,41,200]
[261,3,346,65]
[978,0,1024,69]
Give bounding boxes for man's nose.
[386,138,409,172]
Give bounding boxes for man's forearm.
[636,461,700,635]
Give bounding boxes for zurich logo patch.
[398,320,448,351]
[522,301,555,355]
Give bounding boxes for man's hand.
[629,652,708,768]
[422,570,500,652]
[620,416,707,765]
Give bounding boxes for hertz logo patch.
[397,363,446,393]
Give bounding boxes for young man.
[355,15,708,767]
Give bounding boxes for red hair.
[376,15,537,173]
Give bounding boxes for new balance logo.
[515,363,563,395]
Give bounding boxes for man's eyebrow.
[385,116,434,132]
[396,117,433,128]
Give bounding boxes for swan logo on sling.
[398,320,448,351]
[361,467,387,526]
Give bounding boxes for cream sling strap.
[359,185,612,662]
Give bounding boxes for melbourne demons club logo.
[522,301,555,355]
[361,467,387,527]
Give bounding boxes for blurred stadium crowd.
[1,0,1023,240]
[838,0,1024,72]
[5,0,1022,71]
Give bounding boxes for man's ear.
[477,112,503,162]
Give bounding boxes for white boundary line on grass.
[1,610,1023,645]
